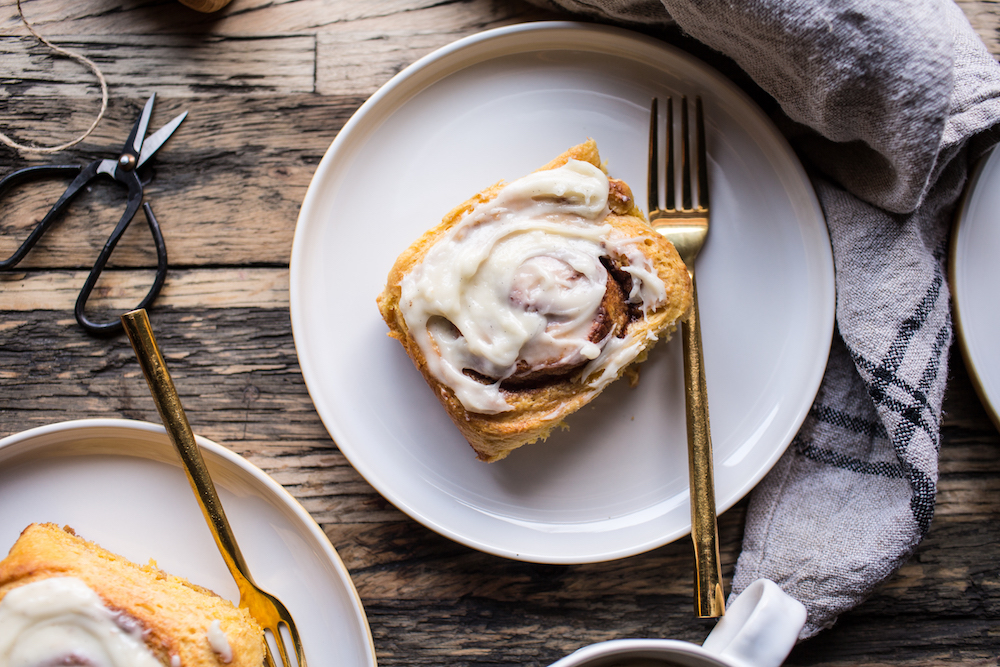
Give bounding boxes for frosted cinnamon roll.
[0,523,265,667]
[378,140,692,462]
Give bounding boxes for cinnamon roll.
[0,523,265,667]
[378,140,692,462]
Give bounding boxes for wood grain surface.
[2,1,999,666]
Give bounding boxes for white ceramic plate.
[290,22,834,563]
[0,419,376,667]
[952,145,1000,430]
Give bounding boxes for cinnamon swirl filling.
[400,159,668,415]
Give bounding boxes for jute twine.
[0,0,109,154]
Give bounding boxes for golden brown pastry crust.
[377,140,692,462]
[0,523,265,667]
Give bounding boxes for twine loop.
[0,0,109,154]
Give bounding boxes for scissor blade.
[123,94,157,159]
[137,111,188,168]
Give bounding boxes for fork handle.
[682,275,726,618]
[121,309,257,597]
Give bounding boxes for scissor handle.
[0,164,87,269]
[75,197,168,337]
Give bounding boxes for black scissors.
[0,94,187,336]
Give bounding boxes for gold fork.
[121,308,307,667]
[648,96,724,618]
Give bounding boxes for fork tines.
[647,96,708,215]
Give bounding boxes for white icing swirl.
[400,159,668,414]
[0,577,161,667]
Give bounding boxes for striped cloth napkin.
[532,0,1000,638]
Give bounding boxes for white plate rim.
[289,21,835,563]
[0,418,377,667]
[951,144,1000,431]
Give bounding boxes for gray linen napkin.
[532,0,1000,638]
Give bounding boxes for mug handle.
[700,579,806,667]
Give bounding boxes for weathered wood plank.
[5,0,993,51]
[313,4,555,96]
[0,0,552,38]
[0,308,322,437]
[316,28,489,98]
[0,34,315,97]
[0,267,288,309]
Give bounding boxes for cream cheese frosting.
[0,577,162,667]
[400,159,668,414]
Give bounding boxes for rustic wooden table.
[1,1,999,665]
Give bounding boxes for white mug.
[548,579,807,667]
